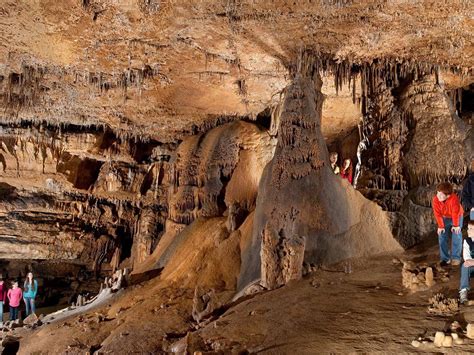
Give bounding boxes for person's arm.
[7,289,11,302]
[432,197,444,227]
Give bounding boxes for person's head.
[330,152,338,164]
[12,281,18,288]
[468,220,474,239]
[436,182,453,202]
[343,159,352,169]
[27,272,33,280]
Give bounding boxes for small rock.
[450,321,461,331]
[442,335,453,347]
[398,292,403,296]
[468,300,474,306]
[434,331,445,347]
[454,338,464,345]
[425,267,435,287]
[23,313,38,326]
[441,277,450,282]
[451,333,459,340]
[467,324,474,339]
[411,340,420,348]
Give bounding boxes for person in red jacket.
[0,276,6,325]
[433,182,464,266]
[340,158,353,185]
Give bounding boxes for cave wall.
[356,74,471,247]
[0,122,172,275]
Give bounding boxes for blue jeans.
[24,297,35,316]
[9,306,18,320]
[438,216,463,262]
[0,301,3,323]
[461,264,474,290]
[471,210,474,220]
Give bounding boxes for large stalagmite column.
[239,70,330,290]
[238,66,402,291]
[257,72,327,289]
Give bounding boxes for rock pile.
[412,321,466,349]
[428,293,459,315]
[401,261,444,292]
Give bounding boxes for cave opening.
[253,107,272,130]
[459,84,474,118]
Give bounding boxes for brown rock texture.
[0,0,473,353]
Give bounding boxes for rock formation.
[0,0,472,353]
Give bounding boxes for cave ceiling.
[0,0,471,142]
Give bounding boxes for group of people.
[431,159,474,304]
[330,152,354,184]
[0,272,38,323]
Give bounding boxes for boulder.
[23,313,38,326]
[2,335,20,353]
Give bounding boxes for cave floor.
[17,237,474,354]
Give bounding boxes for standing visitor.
[23,272,38,316]
[462,158,474,220]
[433,182,464,266]
[7,282,22,321]
[330,152,340,175]
[459,220,474,303]
[340,158,353,184]
[0,276,5,325]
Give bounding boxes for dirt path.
[191,242,471,353]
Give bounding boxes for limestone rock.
[425,267,435,287]
[23,313,38,326]
[433,331,445,347]
[442,335,453,347]
[466,324,474,339]
[411,340,420,348]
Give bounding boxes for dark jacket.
[462,173,474,212]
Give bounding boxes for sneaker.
[452,259,461,266]
[460,289,469,304]
[440,260,451,267]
